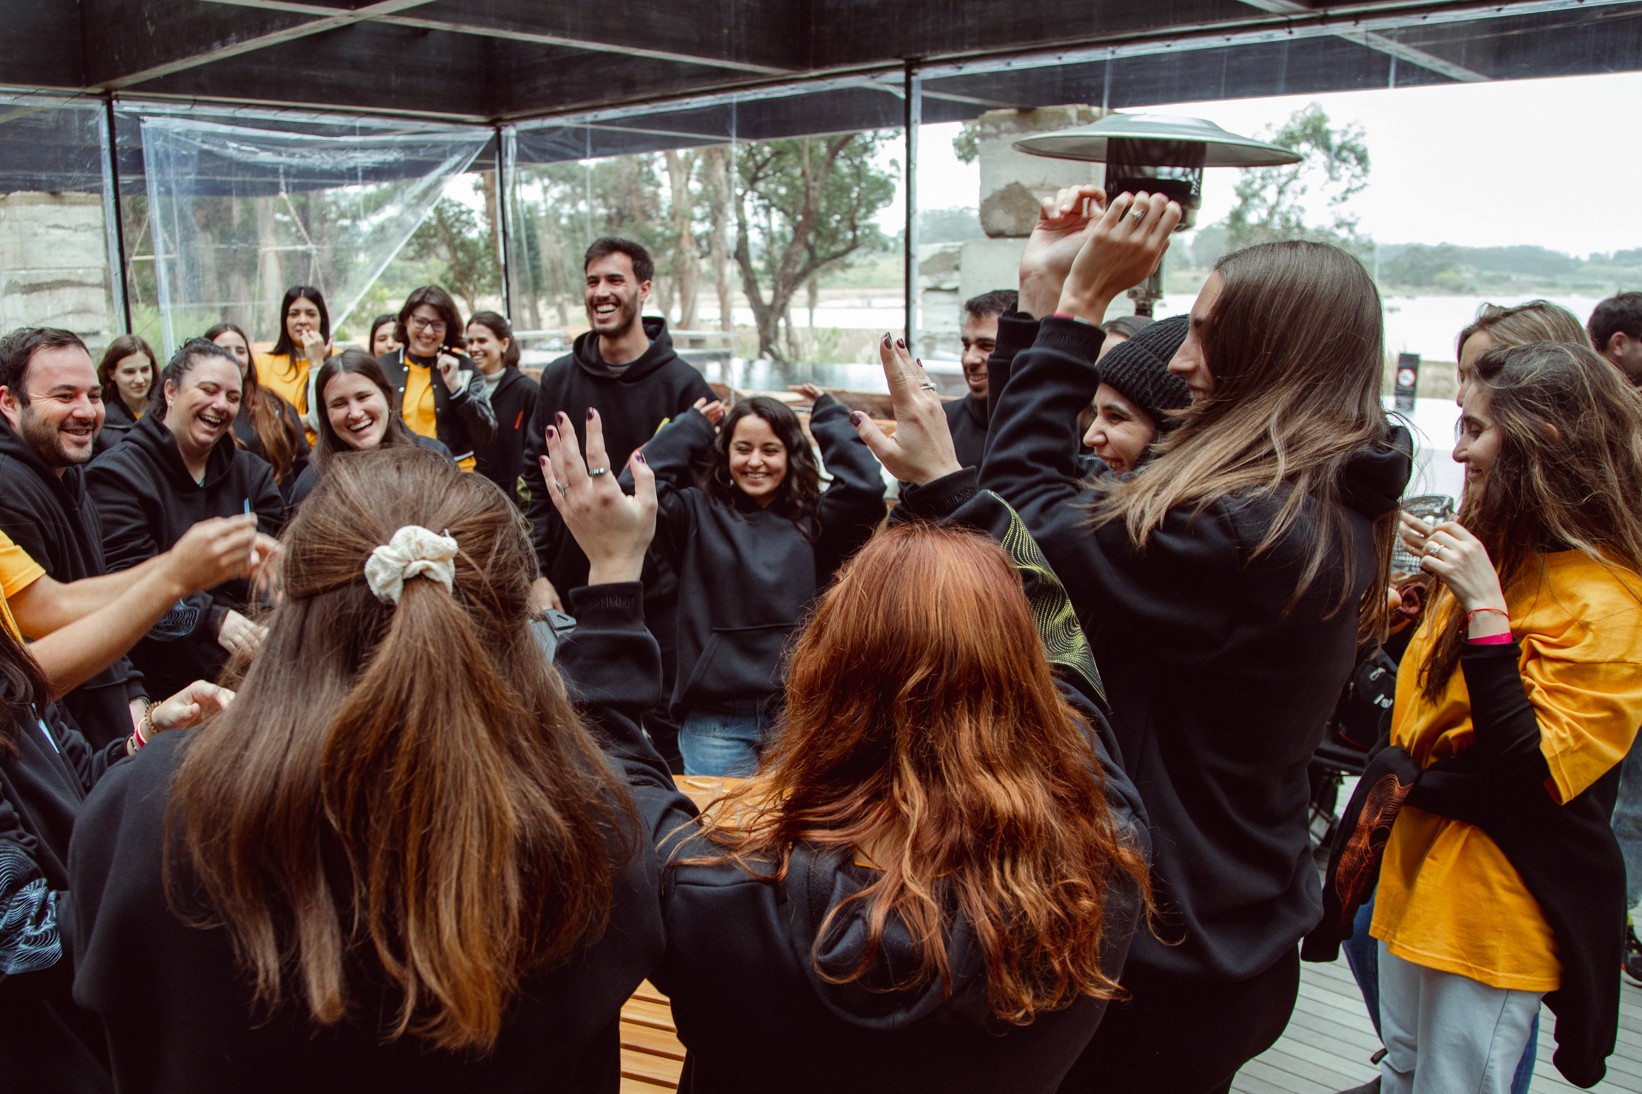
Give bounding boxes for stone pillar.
[0,192,116,344]
[919,106,1104,359]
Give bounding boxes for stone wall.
[919,106,1107,358]
[0,191,116,342]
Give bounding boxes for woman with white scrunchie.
[66,446,662,1093]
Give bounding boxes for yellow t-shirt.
[1373,551,1642,992]
[256,353,309,418]
[0,529,46,640]
[401,362,438,442]
[401,363,475,472]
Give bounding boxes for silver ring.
[554,481,569,493]
[919,381,938,392]
[587,467,610,477]
[1428,541,1444,557]
[1129,209,1145,222]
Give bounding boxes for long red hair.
[690,523,1150,1024]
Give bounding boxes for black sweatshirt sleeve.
[1457,640,1556,789]
[621,409,713,559]
[810,394,887,566]
[559,583,700,845]
[447,361,498,450]
[984,310,1043,428]
[978,318,1245,652]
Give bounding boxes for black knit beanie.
[1097,314,1192,430]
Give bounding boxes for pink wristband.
[1466,632,1513,645]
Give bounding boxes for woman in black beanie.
[1080,314,1191,475]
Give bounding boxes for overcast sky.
[916,70,1642,258]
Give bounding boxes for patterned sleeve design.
[0,841,60,977]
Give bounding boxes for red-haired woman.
[543,411,1150,1094]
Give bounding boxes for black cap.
[1098,314,1191,429]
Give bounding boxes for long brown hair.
[1457,299,1587,357]
[95,333,157,407]
[1417,341,1642,699]
[310,350,421,472]
[168,446,633,1051]
[688,523,1150,1025]
[1095,240,1397,639]
[0,620,49,759]
[205,321,300,485]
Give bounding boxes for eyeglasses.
[409,316,447,334]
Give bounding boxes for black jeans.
[1057,948,1301,1094]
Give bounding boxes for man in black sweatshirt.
[0,327,148,745]
[521,238,714,768]
[945,289,1015,469]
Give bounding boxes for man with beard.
[945,289,1016,469]
[0,328,152,745]
[521,238,713,768]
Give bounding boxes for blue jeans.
[1613,731,1642,911]
[679,711,766,778]
[1344,895,1537,1093]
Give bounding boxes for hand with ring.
[1412,517,1507,615]
[540,409,657,586]
[851,333,962,487]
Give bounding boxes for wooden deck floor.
[1233,956,1642,1093]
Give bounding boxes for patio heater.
[1013,114,1301,316]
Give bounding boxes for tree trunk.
[703,148,733,333]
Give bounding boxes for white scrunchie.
[364,526,459,605]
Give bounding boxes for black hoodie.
[563,486,1150,1094]
[473,365,540,506]
[85,413,283,698]
[0,424,147,745]
[1,702,126,1092]
[631,396,885,719]
[521,318,714,594]
[963,313,1411,983]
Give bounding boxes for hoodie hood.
[1339,423,1413,520]
[571,316,679,382]
[0,418,89,510]
[784,848,996,1031]
[126,408,242,490]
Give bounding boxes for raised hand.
[436,351,467,394]
[1057,191,1182,324]
[1019,184,1106,317]
[690,395,726,427]
[540,409,657,586]
[298,328,329,367]
[852,334,962,487]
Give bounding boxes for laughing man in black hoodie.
[0,328,150,746]
[521,238,713,766]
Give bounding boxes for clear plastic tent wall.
[139,114,491,355]
[0,93,122,342]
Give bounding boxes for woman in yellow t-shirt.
[1373,340,1642,1092]
[256,285,333,430]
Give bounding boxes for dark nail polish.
[882,332,891,345]
[545,425,555,437]
[850,411,863,425]
[896,338,906,350]
[587,408,595,420]
[636,452,646,463]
